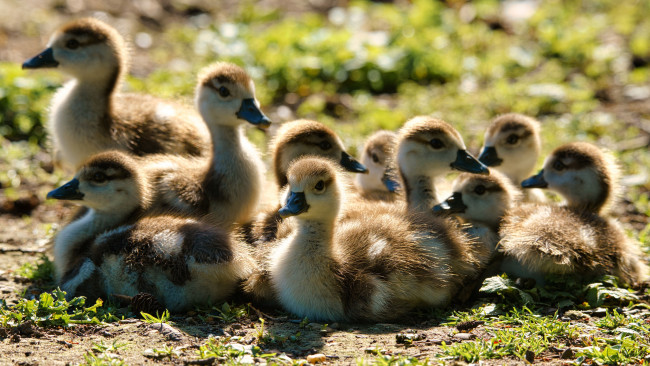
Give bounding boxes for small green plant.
[575,337,650,365]
[140,309,171,324]
[214,302,249,323]
[143,344,183,360]
[91,340,129,354]
[82,352,126,366]
[0,288,120,327]
[16,255,55,289]
[596,309,628,330]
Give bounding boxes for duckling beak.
[450,150,489,175]
[236,98,271,128]
[478,146,503,167]
[278,191,310,218]
[432,192,467,215]
[381,169,400,192]
[340,151,368,173]
[47,178,84,200]
[521,170,548,188]
[22,48,59,69]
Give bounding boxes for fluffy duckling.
[148,62,270,228]
[394,116,489,213]
[499,142,648,286]
[270,119,367,189]
[257,157,478,322]
[354,130,400,200]
[478,113,545,203]
[433,171,521,255]
[47,151,153,282]
[60,215,257,312]
[22,18,211,169]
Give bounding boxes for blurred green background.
[0,0,649,222]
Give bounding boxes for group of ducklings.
[22,18,648,323]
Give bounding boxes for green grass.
[140,309,171,324]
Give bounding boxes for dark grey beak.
[236,98,271,128]
[22,48,59,69]
[432,192,467,215]
[47,178,84,200]
[340,151,368,174]
[521,170,547,189]
[278,191,309,218]
[451,150,489,175]
[478,146,503,167]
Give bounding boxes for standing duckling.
[22,18,210,169]
[394,116,489,213]
[354,130,400,201]
[478,113,546,203]
[151,62,270,228]
[260,157,471,322]
[499,142,648,286]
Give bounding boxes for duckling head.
[196,62,270,129]
[521,142,620,213]
[356,130,399,192]
[23,18,126,86]
[279,157,343,222]
[396,116,488,180]
[434,170,521,228]
[271,119,367,187]
[478,113,541,184]
[47,151,151,213]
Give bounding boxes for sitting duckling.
[148,62,270,228]
[270,119,367,189]
[47,151,152,282]
[354,130,400,201]
[23,18,210,169]
[433,171,521,255]
[257,157,476,322]
[61,215,257,312]
[394,116,489,213]
[499,142,648,286]
[478,113,546,203]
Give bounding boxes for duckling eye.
[65,39,80,50]
[91,172,107,183]
[553,160,566,171]
[506,134,519,145]
[371,153,379,164]
[314,180,325,192]
[429,138,444,149]
[474,185,486,195]
[218,86,231,98]
[319,141,332,150]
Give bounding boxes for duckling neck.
[204,124,265,227]
[53,207,136,281]
[402,173,438,213]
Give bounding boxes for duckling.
[433,171,521,255]
[270,119,367,189]
[22,18,210,169]
[145,62,270,228]
[257,157,476,322]
[478,113,546,203]
[354,130,400,201]
[499,142,648,286]
[47,150,153,282]
[394,116,489,213]
[60,214,257,312]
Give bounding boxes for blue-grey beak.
[340,151,368,174]
[278,191,309,218]
[22,48,59,69]
[47,178,84,200]
[381,169,400,193]
[478,146,503,167]
[432,192,467,215]
[451,150,489,175]
[521,170,547,189]
[236,98,271,128]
